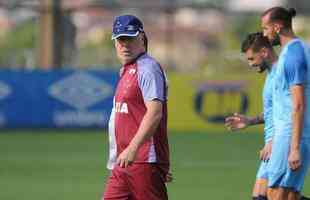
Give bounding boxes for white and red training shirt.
[107,53,169,171]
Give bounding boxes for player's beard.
[252,60,270,73]
[258,60,270,73]
[271,32,281,46]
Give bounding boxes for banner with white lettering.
[0,69,118,128]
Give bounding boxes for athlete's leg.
[103,166,132,200]
[127,163,168,200]
[253,178,268,198]
[268,187,288,200]
[287,189,299,200]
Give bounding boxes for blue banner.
[0,69,118,128]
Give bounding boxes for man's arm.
[248,113,265,125]
[288,85,305,170]
[225,113,264,131]
[117,100,162,167]
[284,44,307,170]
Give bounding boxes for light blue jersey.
[272,38,310,139]
[256,64,276,180]
[268,38,310,192]
[263,64,276,143]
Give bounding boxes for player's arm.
[117,100,162,168]
[289,85,305,170]
[225,113,264,131]
[285,45,307,170]
[260,139,273,161]
[260,110,274,161]
[130,100,163,149]
[247,113,264,125]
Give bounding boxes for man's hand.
[165,171,173,183]
[117,146,138,168]
[288,148,301,171]
[225,113,250,131]
[259,140,272,161]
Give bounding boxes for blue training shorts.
[256,160,269,180]
[268,135,310,192]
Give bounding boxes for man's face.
[114,33,145,65]
[245,48,269,73]
[261,14,280,46]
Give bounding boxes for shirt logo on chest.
[129,68,136,75]
[115,102,128,114]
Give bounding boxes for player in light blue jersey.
[226,32,277,200]
[226,32,310,200]
[261,7,310,200]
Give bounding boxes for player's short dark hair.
[241,32,272,53]
[143,33,148,52]
[261,7,296,29]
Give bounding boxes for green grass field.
[1,130,309,200]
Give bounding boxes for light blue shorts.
[268,135,310,192]
[256,160,269,180]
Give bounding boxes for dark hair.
[241,32,272,53]
[143,33,148,52]
[262,7,296,28]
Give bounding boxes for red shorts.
[103,163,168,200]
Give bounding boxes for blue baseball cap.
[112,15,144,40]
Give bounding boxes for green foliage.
[227,14,260,49]
[0,20,36,66]
[78,32,119,68]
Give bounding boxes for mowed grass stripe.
[0,131,309,200]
